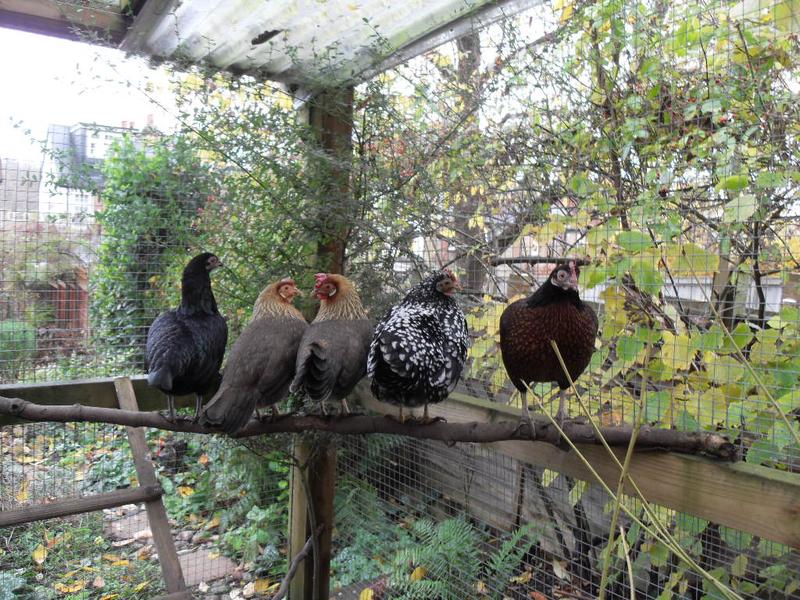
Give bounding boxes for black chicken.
[290,273,373,414]
[146,252,228,421]
[368,270,469,422]
[499,261,597,430]
[201,278,307,435]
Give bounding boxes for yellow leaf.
[133,581,150,592]
[410,566,427,581]
[476,579,488,594]
[110,559,130,566]
[660,332,694,371]
[102,553,121,562]
[254,578,275,593]
[198,453,209,465]
[54,580,86,593]
[16,479,29,502]
[99,595,120,600]
[32,543,47,565]
[209,551,220,559]
[510,569,533,584]
[205,514,221,530]
[560,2,574,22]
[177,486,195,497]
[359,590,374,600]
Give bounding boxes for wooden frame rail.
[0,377,190,600]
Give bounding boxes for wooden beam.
[0,0,128,44]
[0,484,161,527]
[305,441,337,600]
[288,439,311,600]
[114,377,188,594]
[308,86,354,275]
[0,376,208,427]
[353,383,800,550]
[496,440,800,549]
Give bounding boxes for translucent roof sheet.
[120,0,538,86]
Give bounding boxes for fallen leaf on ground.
[54,580,86,593]
[16,480,29,502]
[32,544,47,565]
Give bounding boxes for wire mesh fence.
[1,0,800,596]
[0,421,293,598]
[333,434,800,600]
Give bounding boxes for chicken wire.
[0,0,799,596]
[332,434,799,599]
[0,422,292,598]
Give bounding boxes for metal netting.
[333,434,799,599]
[1,0,800,596]
[0,423,292,598]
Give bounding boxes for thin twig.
[271,525,324,600]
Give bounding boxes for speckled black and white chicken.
[368,269,470,422]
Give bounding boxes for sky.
[0,28,177,161]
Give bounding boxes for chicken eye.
[557,271,566,279]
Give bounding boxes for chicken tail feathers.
[147,368,173,393]
[200,385,257,435]
[290,340,335,402]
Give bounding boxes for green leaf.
[667,242,720,275]
[628,258,664,294]
[755,171,787,188]
[720,526,752,552]
[701,98,723,113]
[746,440,777,465]
[617,336,644,362]
[720,323,753,354]
[716,174,749,191]
[648,541,669,567]
[616,231,652,252]
[723,194,757,223]
[644,391,670,423]
[674,409,700,431]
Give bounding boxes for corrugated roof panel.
[122,0,521,85]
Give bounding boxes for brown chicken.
[499,261,597,430]
[290,273,373,414]
[201,278,306,434]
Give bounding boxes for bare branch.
[271,525,324,600]
[0,396,739,460]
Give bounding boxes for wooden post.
[287,436,338,600]
[304,440,337,600]
[307,86,355,275]
[288,439,311,600]
[114,377,188,595]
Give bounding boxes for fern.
[484,522,539,600]
[389,518,482,600]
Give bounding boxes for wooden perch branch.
[490,255,591,267]
[0,395,739,460]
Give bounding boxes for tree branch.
[271,525,324,600]
[0,396,739,460]
[490,255,591,267]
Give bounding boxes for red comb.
[314,273,328,288]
